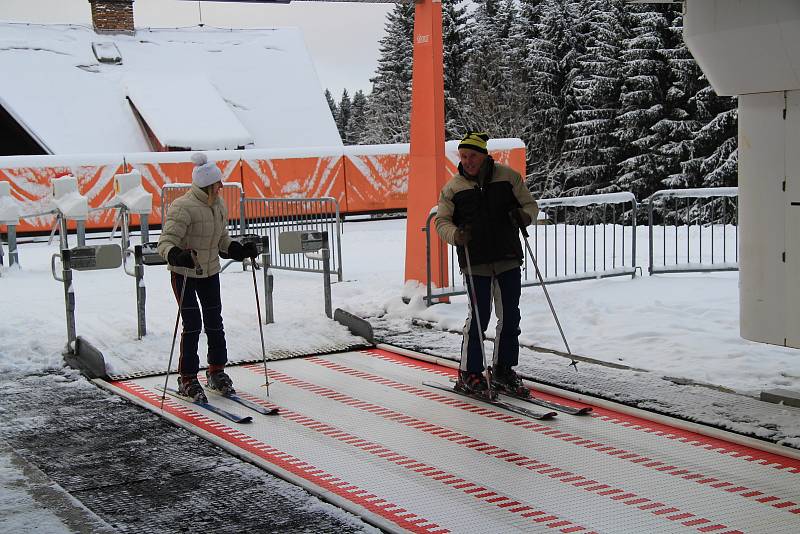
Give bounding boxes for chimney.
[88,0,135,34]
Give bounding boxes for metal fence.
[160,185,342,280]
[424,192,638,304]
[241,197,343,281]
[647,187,738,274]
[160,183,245,236]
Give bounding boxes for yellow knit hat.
[458,132,489,154]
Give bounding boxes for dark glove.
[510,208,532,228]
[454,225,472,247]
[227,240,246,262]
[167,247,196,268]
[242,242,259,259]
[227,241,258,262]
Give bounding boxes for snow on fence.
[647,188,738,275]
[424,192,639,304]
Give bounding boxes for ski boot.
[455,371,496,400]
[491,365,531,398]
[178,375,208,403]
[206,367,236,396]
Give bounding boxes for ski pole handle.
[510,209,530,238]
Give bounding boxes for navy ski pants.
[171,272,228,377]
[460,267,522,374]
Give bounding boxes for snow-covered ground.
[1,218,798,393]
[2,217,800,528]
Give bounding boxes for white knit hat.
[191,152,223,188]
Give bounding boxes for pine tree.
[612,6,671,202]
[462,0,517,136]
[325,88,339,128]
[523,0,579,195]
[442,0,470,140]
[347,90,368,145]
[653,8,704,190]
[337,89,352,144]
[561,0,625,196]
[362,3,415,144]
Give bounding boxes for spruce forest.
[325,0,737,211]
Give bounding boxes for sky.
[0,0,393,96]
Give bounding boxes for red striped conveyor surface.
[99,348,800,534]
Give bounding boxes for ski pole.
[161,270,188,409]
[513,212,577,370]
[462,240,495,398]
[251,256,271,396]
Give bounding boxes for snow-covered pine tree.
[347,90,368,145]
[522,0,579,196]
[361,2,415,144]
[442,0,470,140]
[612,5,671,205]
[653,8,704,192]
[462,0,517,136]
[561,0,625,197]
[693,85,738,189]
[325,89,339,127]
[337,89,352,144]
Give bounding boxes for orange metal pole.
[405,0,447,287]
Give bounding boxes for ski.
[156,386,253,424]
[207,390,279,416]
[423,382,557,420]
[498,391,592,415]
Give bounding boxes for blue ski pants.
[460,267,522,374]
[171,272,228,377]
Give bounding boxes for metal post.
[263,251,274,324]
[321,247,332,319]
[61,249,77,351]
[134,246,147,339]
[631,201,637,276]
[59,215,69,250]
[9,224,18,267]
[425,212,433,305]
[77,220,86,247]
[140,215,150,244]
[121,210,130,253]
[648,199,654,275]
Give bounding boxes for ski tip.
[239,416,254,424]
[542,411,558,419]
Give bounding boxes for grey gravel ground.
[0,369,377,534]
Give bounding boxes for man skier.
[435,132,539,397]
[158,152,258,403]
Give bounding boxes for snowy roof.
[0,22,342,154]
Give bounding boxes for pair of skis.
[423,381,592,420]
[158,386,279,424]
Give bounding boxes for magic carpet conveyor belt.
[100,348,800,534]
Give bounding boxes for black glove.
[510,208,532,228]
[227,240,246,262]
[167,247,196,268]
[454,225,472,246]
[243,242,259,258]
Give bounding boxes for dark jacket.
[436,158,538,271]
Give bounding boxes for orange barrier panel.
[342,149,409,213]
[0,142,524,235]
[0,161,125,233]
[239,154,347,211]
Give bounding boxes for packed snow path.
[106,349,800,533]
